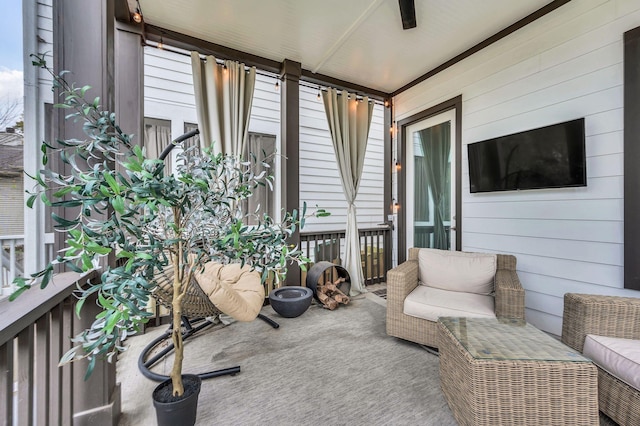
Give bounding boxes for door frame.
[396,95,462,263]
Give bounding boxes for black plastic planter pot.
[152,374,201,426]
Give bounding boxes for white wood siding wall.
[38,0,53,100]
[393,0,640,336]
[299,85,385,231]
[144,47,385,232]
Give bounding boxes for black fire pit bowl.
[269,286,313,318]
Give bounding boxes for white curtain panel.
[144,119,172,171]
[322,88,374,295]
[190,52,256,156]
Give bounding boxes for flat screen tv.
[468,118,586,193]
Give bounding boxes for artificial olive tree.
[12,55,326,397]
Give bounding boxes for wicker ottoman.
[438,317,598,426]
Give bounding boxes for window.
[245,132,277,224]
[144,118,172,170]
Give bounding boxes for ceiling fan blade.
[398,0,417,30]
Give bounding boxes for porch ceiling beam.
[114,0,131,23]
[144,24,282,74]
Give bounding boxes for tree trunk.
[169,255,185,396]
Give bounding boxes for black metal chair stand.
[138,313,279,382]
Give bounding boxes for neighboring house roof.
[0,131,24,147]
[0,144,23,177]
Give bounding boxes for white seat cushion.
[418,248,497,295]
[403,285,495,322]
[583,335,640,391]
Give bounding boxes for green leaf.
[8,285,30,301]
[59,346,81,366]
[111,196,125,214]
[75,298,86,319]
[86,242,112,255]
[84,357,96,381]
[26,194,37,209]
[51,212,79,228]
[103,171,120,195]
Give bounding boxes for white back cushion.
[418,248,497,295]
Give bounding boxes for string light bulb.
[132,0,143,23]
[317,91,321,101]
[393,199,400,213]
[274,81,280,92]
[157,35,164,50]
[384,99,390,108]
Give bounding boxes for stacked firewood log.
[317,277,350,310]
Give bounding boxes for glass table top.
[439,317,591,362]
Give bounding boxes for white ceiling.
[137,0,552,94]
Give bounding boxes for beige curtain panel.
[190,52,256,156]
[322,88,374,295]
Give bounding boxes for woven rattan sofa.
[562,293,640,426]
[386,247,525,348]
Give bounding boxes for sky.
[0,0,24,121]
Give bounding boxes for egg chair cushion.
[194,262,265,322]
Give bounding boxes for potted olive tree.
[12,55,326,425]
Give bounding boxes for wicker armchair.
[562,293,640,426]
[386,248,525,348]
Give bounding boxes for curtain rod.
[144,40,387,106]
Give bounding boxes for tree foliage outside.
[0,96,22,132]
[12,54,328,396]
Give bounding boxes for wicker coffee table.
[438,317,598,426]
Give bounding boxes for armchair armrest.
[386,260,419,311]
[494,268,525,320]
[561,293,640,352]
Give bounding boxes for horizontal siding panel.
[587,131,623,157]
[464,86,623,143]
[525,308,563,337]
[465,65,622,131]
[464,199,622,221]
[464,217,623,244]
[464,175,622,203]
[520,271,637,299]
[464,42,620,115]
[463,232,622,266]
[480,251,623,289]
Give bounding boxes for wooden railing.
[1,235,55,298]
[0,236,24,296]
[300,225,391,285]
[0,270,119,426]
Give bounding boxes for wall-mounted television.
[468,118,586,193]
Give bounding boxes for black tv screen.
[468,118,586,193]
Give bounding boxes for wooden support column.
[53,1,126,424]
[384,99,393,274]
[624,26,640,291]
[280,59,301,286]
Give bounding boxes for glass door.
[406,109,457,251]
